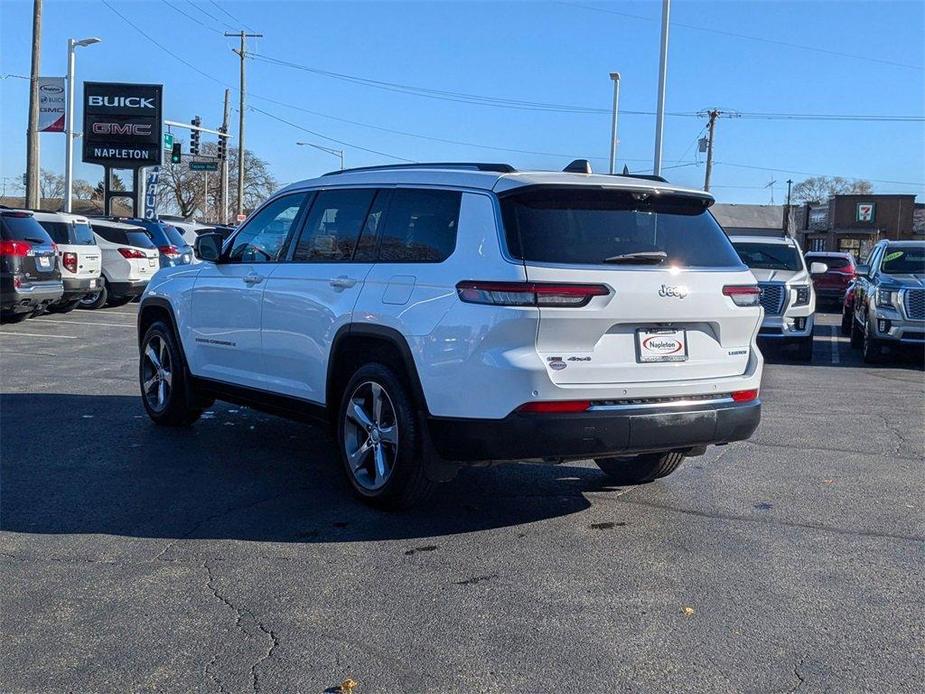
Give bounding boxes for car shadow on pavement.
[0,393,621,545]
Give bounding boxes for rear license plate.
[636,328,688,363]
[37,255,52,270]
[149,258,157,267]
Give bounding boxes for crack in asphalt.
[611,497,925,543]
[744,439,921,462]
[204,562,279,694]
[789,659,806,693]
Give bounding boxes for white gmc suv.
[138,162,764,508]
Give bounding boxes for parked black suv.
[0,210,63,322]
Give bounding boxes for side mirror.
[856,264,870,278]
[194,232,224,262]
[809,262,828,275]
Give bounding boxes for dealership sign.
[38,77,66,132]
[82,82,163,168]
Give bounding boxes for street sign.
[164,132,174,149]
[189,160,218,172]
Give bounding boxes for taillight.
[517,400,592,413]
[158,245,181,257]
[0,240,32,257]
[722,285,761,307]
[63,252,78,273]
[117,247,147,259]
[731,389,759,403]
[456,281,609,307]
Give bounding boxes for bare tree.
[39,169,65,199]
[792,176,873,203]
[73,179,95,200]
[157,144,277,221]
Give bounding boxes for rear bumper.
[61,277,102,300]
[1,281,64,314]
[108,279,149,299]
[427,399,761,462]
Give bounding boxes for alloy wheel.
[141,335,173,412]
[343,381,399,491]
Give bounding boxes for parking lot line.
[33,318,135,329]
[0,331,77,339]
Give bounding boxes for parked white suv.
[29,211,103,312]
[138,162,764,508]
[84,220,160,309]
[729,234,824,361]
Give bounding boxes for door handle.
[330,276,357,289]
[243,272,264,285]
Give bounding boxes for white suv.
[29,211,103,312]
[729,234,824,361]
[83,220,160,309]
[138,162,764,508]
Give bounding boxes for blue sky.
[1,0,923,204]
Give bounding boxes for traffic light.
[171,142,182,164]
[217,127,227,160]
[190,116,201,156]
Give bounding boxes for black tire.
[840,307,852,336]
[594,451,685,485]
[336,362,434,509]
[49,300,81,314]
[794,336,813,362]
[862,319,884,364]
[0,312,29,324]
[80,282,107,310]
[139,320,203,426]
[849,313,863,348]
[106,295,133,308]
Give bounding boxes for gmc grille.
[904,288,925,320]
[758,283,785,315]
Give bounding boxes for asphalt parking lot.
[1,306,923,693]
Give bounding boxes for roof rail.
[613,173,670,183]
[322,162,516,177]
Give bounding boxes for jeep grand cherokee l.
[137,162,764,508]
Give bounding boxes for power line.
[714,161,924,187]
[185,0,237,32]
[160,0,223,35]
[561,2,924,71]
[208,0,255,33]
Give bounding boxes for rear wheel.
[80,282,107,310]
[337,363,433,509]
[139,321,203,426]
[594,451,685,485]
[49,300,81,314]
[862,319,885,364]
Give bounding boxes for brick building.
[794,193,920,260]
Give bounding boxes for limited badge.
[547,357,567,371]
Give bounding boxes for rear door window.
[500,187,743,268]
[377,188,461,262]
[38,221,71,244]
[291,189,376,262]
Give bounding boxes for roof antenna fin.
[563,159,592,174]
[622,164,630,175]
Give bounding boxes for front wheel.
[850,313,863,348]
[594,451,685,485]
[336,363,433,509]
[862,319,885,364]
[139,321,202,426]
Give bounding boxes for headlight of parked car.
[876,288,897,309]
[793,285,811,307]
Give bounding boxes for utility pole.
[220,88,230,224]
[608,72,621,175]
[25,0,43,209]
[784,178,793,234]
[653,0,670,176]
[225,30,262,221]
[703,109,719,192]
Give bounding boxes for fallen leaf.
[339,679,359,693]
[682,606,695,617]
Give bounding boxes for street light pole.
[296,141,344,171]
[64,37,101,213]
[653,0,670,176]
[608,72,621,175]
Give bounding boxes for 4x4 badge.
[658,284,688,299]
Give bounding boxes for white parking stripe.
[0,331,77,339]
[33,318,134,328]
[830,324,840,364]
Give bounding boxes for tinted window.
[354,191,390,262]
[501,188,742,268]
[228,194,308,263]
[292,189,375,262]
[732,242,803,271]
[164,225,188,248]
[806,255,851,270]
[378,189,461,263]
[0,214,54,243]
[92,224,155,248]
[38,221,71,244]
[881,246,925,275]
[72,222,96,245]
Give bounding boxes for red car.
[805,252,857,306]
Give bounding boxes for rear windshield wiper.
[24,236,49,244]
[602,251,668,264]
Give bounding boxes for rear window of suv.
[499,187,743,268]
[1,214,54,244]
[732,242,803,271]
[806,254,851,270]
[37,221,97,245]
[92,224,156,248]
